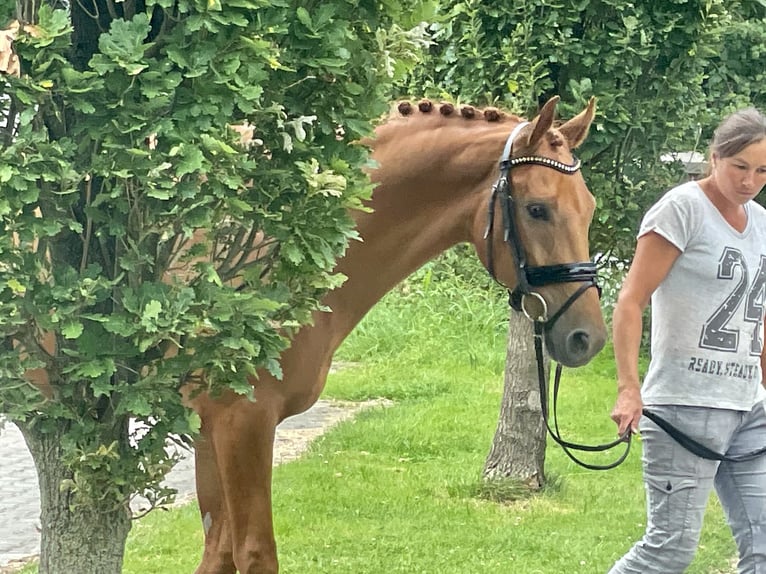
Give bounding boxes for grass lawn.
[119,270,737,574]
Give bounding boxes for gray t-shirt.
[640,181,766,411]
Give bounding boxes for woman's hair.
[711,107,766,159]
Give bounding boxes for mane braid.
[417,99,433,113]
[483,108,501,122]
[439,103,455,116]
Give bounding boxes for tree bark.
[483,311,548,489]
[18,421,132,574]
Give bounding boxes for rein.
[641,409,766,463]
[484,121,632,471]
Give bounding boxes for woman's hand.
[611,385,643,436]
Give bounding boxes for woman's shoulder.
[640,181,705,246]
[747,200,766,232]
[749,199,766,218]
[650,180,705,215]
[663,180,704,202]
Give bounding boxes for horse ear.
[558,97,597,149]
[527,96,560,149]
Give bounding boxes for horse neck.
[319,115,519,350]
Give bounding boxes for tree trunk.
[18,421,132,574]
[483,311,548,489]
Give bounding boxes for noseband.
[484,121,632,471]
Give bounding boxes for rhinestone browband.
[499,156,581,174]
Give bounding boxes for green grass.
[116,273,737,574]
[18,272,735,573]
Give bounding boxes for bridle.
[484,121,632,471]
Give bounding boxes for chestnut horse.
[189,96,606,574]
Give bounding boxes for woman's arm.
[611,231,681,434]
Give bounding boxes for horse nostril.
[566,329,590,358]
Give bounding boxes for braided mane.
[392,98,523,124]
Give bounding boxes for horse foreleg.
[212,397,281,574]
[194,430,236,574]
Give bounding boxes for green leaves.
[0,0,431,514]
[92,14,152,75]
[296,7,313,30]
[405,0,765,263]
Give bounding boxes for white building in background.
[660,151,708,180]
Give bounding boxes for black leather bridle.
[484,121,632,471]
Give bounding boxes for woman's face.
[712,138,766,205]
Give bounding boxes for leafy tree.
[0,1,431,571]
[0,4,12,25]
[406,0,766,263]
[703,3,766,115]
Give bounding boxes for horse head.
[474,96,606,367]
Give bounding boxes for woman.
[609,107,766,573]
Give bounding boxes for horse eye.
[526,203,550,221]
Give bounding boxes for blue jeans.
[608,402,766,574]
